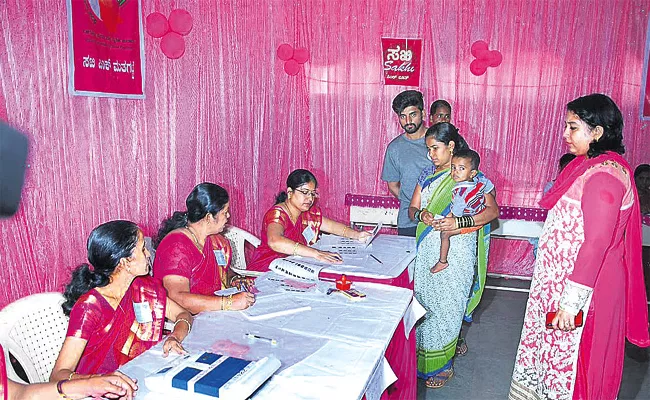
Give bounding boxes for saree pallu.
[414,169,490,377]
[67,276,167,374]
[153,232,232,295]
[247,205,323,272]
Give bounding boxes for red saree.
[153,232,232,295]
[247,205,323,272]
[66,276,167,375]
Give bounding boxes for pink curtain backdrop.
[1,0,649,307]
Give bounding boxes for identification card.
[214,249,227,266]
[133,301,153,323]
[302,226,316,244]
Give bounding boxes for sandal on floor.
[455,338,468,356]
[424,367,454,389]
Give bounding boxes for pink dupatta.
[540,151,649,347]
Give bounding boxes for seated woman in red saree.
[247,169,371,272]
[153,183,255,313]
[509,94,650,400]
[2,344,138,400]
[50,220,193,381]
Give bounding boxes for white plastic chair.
[0,292,68,384]
[222,226,263,277]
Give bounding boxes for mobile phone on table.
[545,309,584,329]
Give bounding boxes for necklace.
[185,226,203,251]
[283,202,298,223]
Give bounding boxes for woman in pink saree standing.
[509,94,650,400]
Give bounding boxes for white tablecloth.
[120,281,414,400]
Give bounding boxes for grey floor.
[416,278,650,400]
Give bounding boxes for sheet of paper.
[269,257,325,281]
[241,293,312,321]
[364,222,383,248]
[403,297,426,338]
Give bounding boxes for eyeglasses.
[294,188,320,198]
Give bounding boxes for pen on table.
[246,333,278,345]
[369,254,383,264]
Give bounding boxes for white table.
[120,281,415,400]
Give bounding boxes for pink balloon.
[146,12,169,38]
[471,40,490,59]
[488,50,503,67]
[168,9,193,36]
[293,47,310,64]
[277,44,294,61]
[161,32,186,59]
[470,59,488,76]
[284,59,301,76]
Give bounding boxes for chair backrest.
[222,226,261,274]
[0,292,68,383]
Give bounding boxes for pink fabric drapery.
[0,0,649,308]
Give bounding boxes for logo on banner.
[381,38,422,86]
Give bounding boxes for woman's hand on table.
[314,250,343,264]
[432,216,456,231]
[162,335,187,357]
[356,230,373,242]
[551,309,577,332]
[230,276,255,292]
[75,371,138,400]
[231,291,256,310]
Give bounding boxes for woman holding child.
[409,123,499,388]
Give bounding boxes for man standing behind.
[382,90,430,236]
[429,99,452,125]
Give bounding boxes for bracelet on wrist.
[57,379,71,399]
[173,318,192,334]
[292,241,300,256]
[342,226,349,238]
[414,210,421,222]
[224,294,233,311]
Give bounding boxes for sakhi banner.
[67,0,145,98]
[381,38,422,87]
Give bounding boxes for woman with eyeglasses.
[247,169,371,271]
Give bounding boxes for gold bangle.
[292,241,300,256]
[173,318,191,334]
[68,371,76,380]
[224,294,233,311]
[342,226,349,238]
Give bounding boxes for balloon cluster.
[276,44,310,76]
[146,10,194,59]
[470,41,502,76]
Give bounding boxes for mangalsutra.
[185,226,203,251]
[283,202,298,223]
